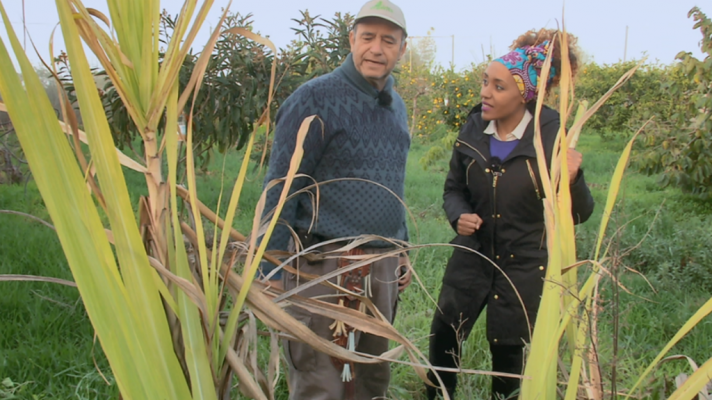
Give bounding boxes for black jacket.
[441,103,595,345]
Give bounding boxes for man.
[258,0,412,398]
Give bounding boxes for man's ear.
[399,37,408,60]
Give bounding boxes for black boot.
[490,344,524,400]
[427,281,488,400]
[425,370,455,399]
[427,316,460,399]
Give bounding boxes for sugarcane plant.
[0,0,439,399]
[518,20,712,400]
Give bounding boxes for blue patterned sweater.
[260,53,411,279]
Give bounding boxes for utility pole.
[406,34,455,70]
[489,36,496,61]
[623,25,629,62]
[408,37,412,72]
[22,0,26,51]
[451,35,455,68]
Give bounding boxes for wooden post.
[22,0,26,50]
[451,35,455,68]
[410,96,417,135]
[409,37,412,72]
[623,26,629,62]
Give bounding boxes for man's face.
[349,17,407,90]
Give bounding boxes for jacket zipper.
[491,167,502,262]
[526,159,542,200]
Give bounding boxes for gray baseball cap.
[355,0,407,36]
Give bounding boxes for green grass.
[2,133,712,399]
[0,184,117,399]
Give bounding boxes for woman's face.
[480,61,526,121]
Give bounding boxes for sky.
[0,0,707,71]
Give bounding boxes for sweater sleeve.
[259,86,327,280]
[394,94,411,247]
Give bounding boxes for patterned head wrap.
[493,41,556,102]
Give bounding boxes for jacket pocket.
[526,159,542,200]
[442,246,490,294]
[449,233,482,251]
[465,158,476,184]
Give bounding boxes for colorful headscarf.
[494,41,557,102]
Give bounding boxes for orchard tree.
[290,10,353,78]
[61,10,354,168]
[404,28,437,72]
[638,7,712,198]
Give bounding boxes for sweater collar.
[335,53,394,98]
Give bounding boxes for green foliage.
[434,67,484,130]
[396,64,483,138]
[564,59,698,143]
[1,66,63,185]
[404,7,711,204]
[290,10,353,79]
[403,28,438,72]
[184,13,282,154]
[0,118,25,185]
[575,61,680,136]
[637,7,712,198]
[5,137,712,398]
[417,127,456,170]
[57,10,353,168]
[97,12,300,164]
[396,63,483,172]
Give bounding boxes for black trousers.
[426,283,524,400]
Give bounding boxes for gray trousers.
[282,243,400,400]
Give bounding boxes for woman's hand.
[568,148,582,184]
[457,213,483,236]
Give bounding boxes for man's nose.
[370,40,383,55]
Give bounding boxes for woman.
[426,29,595,400]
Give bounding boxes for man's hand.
[457,213,483,236]
[568,148,583,184]
[398,255,412,292]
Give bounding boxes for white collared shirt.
[484,110,533,142]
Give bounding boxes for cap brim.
[354,14,407,36]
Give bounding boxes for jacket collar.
[460,103,559,164]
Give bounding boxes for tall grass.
[0,0,431,398]
[518,24,712,400]
[3,137,712,398]
[1,2,711,399]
